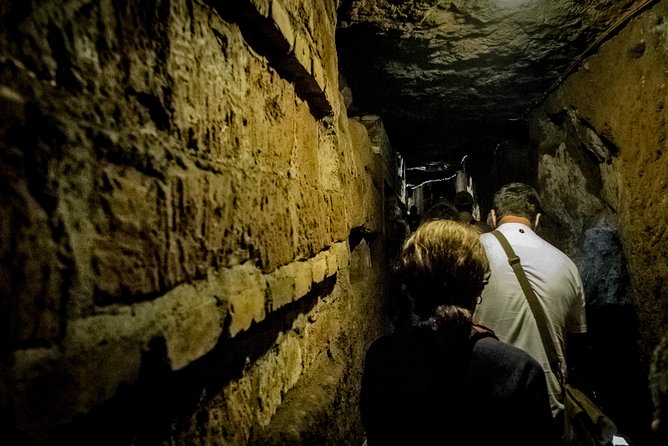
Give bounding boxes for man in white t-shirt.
[473,182,587,420]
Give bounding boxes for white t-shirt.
[472,222,587,416]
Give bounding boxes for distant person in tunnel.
[360,220,556,446]
[453,190,493,233]
[422,198,459,222]
[472,182,587,427]
[650,330,668,445]
[407,205,420,232]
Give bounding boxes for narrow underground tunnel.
[0,0,666,445]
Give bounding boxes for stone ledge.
[2,241,350,441]
[267,241,349,313]
[213,0,334,118]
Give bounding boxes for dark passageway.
[0,1,667,445]
[337,2,665,445]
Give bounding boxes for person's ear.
[534,213,541,229]
[491,209,497,228]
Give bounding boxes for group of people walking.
[360,182,667,445]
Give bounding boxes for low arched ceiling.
[337,0,651,172]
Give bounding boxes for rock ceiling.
[336,0,652,170]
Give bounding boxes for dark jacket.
[360,326,557,445]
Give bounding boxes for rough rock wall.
[528,0,667,384]
[0,0,393,444]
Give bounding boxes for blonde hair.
[397,219,490,318]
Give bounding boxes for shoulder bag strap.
[490,230,563,382]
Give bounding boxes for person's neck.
[458,211,473,222]
[498,215,532,227]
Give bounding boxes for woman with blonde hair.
[360,220,556,445]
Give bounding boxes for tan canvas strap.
[490,230,564,382]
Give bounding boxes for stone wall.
[0,0,394,444]
[528,1,668,438]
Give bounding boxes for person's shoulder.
[366,331,402,354]
[473,221,494,233]
[364,333,403,374]
[366,330,430,359]
[476,338,547,387]
[479,231,496,244]
[474,336,542,368]
[520,230,579,268]
[537,238,582,274]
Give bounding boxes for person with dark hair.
[453,190,493,233]
[472,182,587,425]
[406,205,420,232]
[422,198,459,222]
[360,220,556,445]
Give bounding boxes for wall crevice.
[214,0,333,119]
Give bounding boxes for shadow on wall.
[572,216,653,445]
[44,277,336,445]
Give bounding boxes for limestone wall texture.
[0,0,394,444]
[528,0,668,374]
